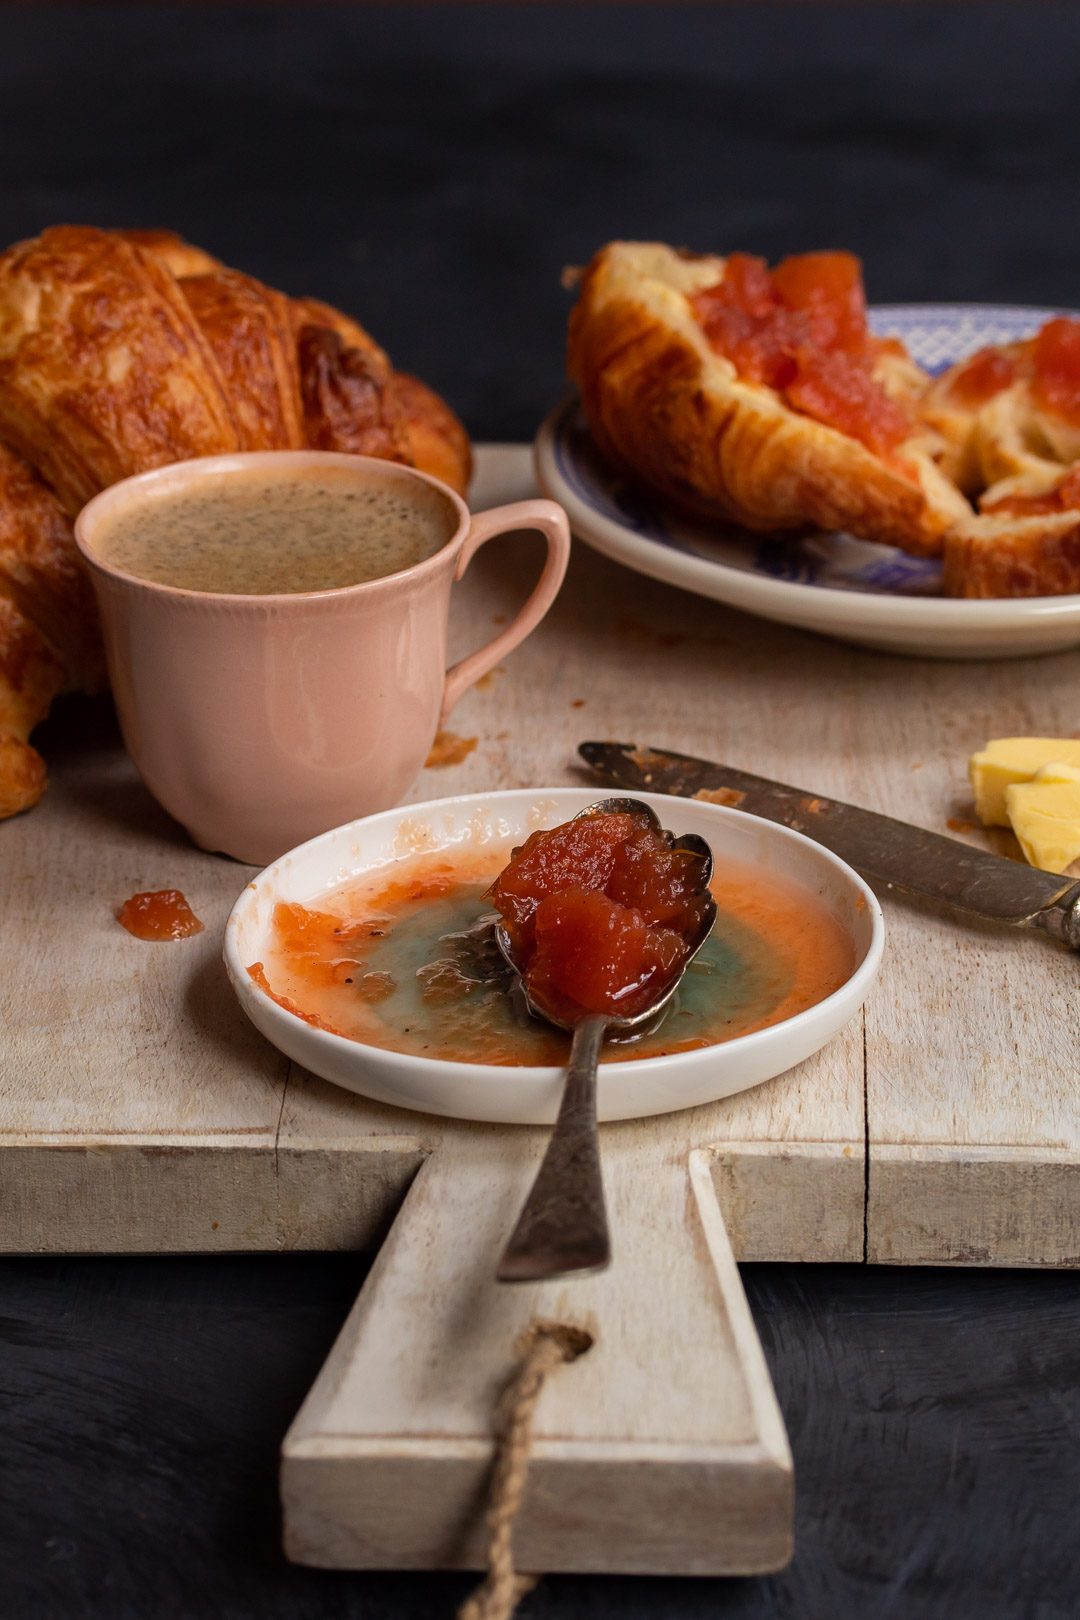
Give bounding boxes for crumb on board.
[425,730,478,768]
[571,699,586,709]
[693,786,746,808]
[799,797,826,815]
[628,747,666,771]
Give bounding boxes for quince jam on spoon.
[689,250,912,458]
[488,808,714,1023]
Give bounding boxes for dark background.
[1,6,1079,1618]
[5,2,1080,442]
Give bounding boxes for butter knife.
[579,740,1080,950]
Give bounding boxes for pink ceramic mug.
[75,450,571,864]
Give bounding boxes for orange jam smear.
[945,345,1017,407]
[426,729,478,768]
[946,318,1080,423]
[116,888,204,941]
[489,811,710,1020]
[1030,317,1080,426]
[689,251,912,457]
[249,847,856,1067]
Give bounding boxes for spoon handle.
[496,1013,611,1282]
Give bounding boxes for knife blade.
[579,740,1080,950]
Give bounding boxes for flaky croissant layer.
[0,225,472,818]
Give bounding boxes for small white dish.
[224,788,884,1125]
[535,303,1080,660]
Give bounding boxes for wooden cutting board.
[2,445,1077,1575]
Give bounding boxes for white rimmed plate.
[535,303,1080,659]
[224,788,883,1125]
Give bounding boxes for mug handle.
[441,499,571,721]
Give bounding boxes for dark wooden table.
[1,7,1078,1617]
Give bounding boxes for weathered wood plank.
[281,1129,793,1575]
[4,443,1074,1272]
[851,670,1080,1266]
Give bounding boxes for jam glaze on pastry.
[0,225,472,818]
[568,241,968,559]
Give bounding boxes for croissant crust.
[0,226,242,514]
[181,269,305,451]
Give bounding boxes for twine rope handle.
[457,1319,593,1620]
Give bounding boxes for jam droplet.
[117,889,204,941]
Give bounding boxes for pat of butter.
[969,737,1080,827]
[1031,761,1080,786]
[1005,770,1080,874]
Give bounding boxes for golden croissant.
[0,225,471,818]
[567,241,1080,599]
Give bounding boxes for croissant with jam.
[923,320,1080,596]
[0,224,471,819]
[567,240,1080,599]
[568,242,968,557]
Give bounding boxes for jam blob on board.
[487,810,712,1021]
[689,251,912,458]
[249,843,856,1068]
[116,889,204,941]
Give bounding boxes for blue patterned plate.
[534,305,1080,659]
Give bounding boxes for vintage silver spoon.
[495,797,717,1283]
